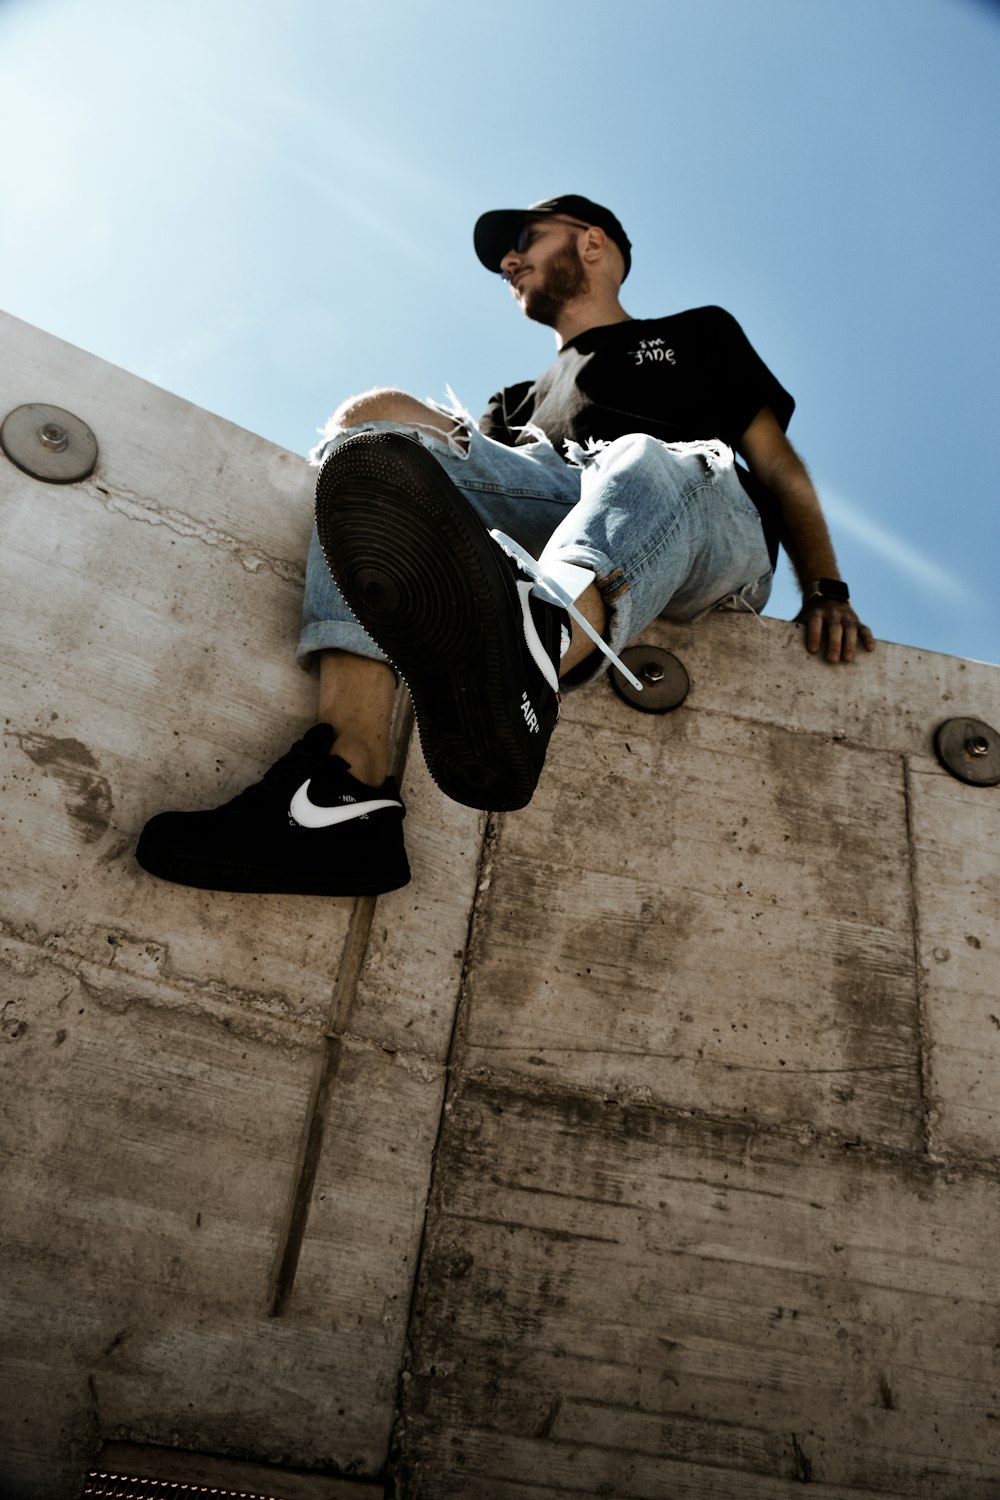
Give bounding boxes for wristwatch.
[802,578,850,606]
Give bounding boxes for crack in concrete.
[0,921,316,1049]
[87,481,305,585]
[0,918,451,1074]
[444,1061,1000,1182]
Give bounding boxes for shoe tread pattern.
[316,432,544,810]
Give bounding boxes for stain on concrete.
[791,1432,814,1481]
[15,733,113,843]
[535,1395,561,1438]
[2,1000,29,1042]
[878,1372,898,1410]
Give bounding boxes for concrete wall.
[2,310,998,1500]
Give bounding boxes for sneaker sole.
[135,842,410,897]
[316,432,545,811]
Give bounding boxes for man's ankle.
[558,583,607,677]
[327,731,389,788]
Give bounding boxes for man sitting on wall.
[137,194,875,896]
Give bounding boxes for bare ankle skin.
[559,582,607,678]
[317,650,397,786]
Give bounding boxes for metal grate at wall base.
[82,1444,383,1500]
[84,1473,282,1499]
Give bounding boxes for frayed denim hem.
[699,570,773,624]
[295,621,390,675]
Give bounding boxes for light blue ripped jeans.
[298,399,773,691]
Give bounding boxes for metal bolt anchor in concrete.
[38,422,70,452]
[0,402,98,482]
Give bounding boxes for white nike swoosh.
[516,579,560,694]
[493,529,643,692]
[289,780,401,829]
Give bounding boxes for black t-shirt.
[479,306,794,564]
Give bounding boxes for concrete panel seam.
[903,755,941,1163]
[267,698,416,1318]
[387,810,502,1488]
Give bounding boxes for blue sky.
[2,0,998,664]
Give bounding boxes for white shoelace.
[490,530,643,692]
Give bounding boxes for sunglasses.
[512,216,591,255]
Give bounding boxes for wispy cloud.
[173,81,453,270]
[820,485,971,607]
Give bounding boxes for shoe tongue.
[300,723,337,756]
[312,752,368,787]
[527,589,566,669]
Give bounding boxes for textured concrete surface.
[0,311,482,1499]
[2,311,998,1499]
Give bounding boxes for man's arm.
[737,406,875,664]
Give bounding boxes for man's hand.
[799,596,876,664]
[737,409,878,666]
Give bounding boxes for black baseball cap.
[474,195,632,281]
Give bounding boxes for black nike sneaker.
[315,431,566,812]
[136,724,409,895]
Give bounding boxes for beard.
[518,242,587,327]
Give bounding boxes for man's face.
[499,217,588,328]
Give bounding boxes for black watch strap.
[803,577,850,605]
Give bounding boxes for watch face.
[819,578,849,601]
